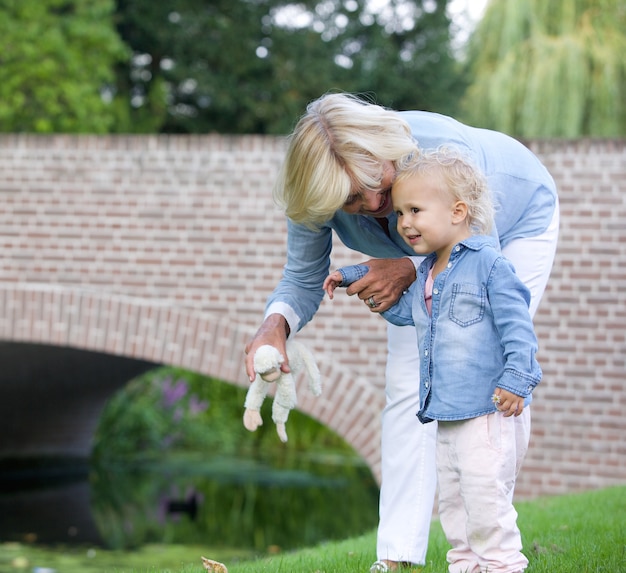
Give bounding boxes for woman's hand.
[244,314,290,381]
[346,257,416,312]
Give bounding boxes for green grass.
[1,486,624,572]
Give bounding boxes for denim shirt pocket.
[449,282,485,327]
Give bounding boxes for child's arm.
[489,256,543,409]
[324,263,415,327]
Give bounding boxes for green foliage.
[0,0,129,133]
[90,368,378,552]
[114,0,464,134]
[92,369,209,459]
[461,0,626,137]
[336,0,465,115]
[0,0,466,133]
[92,367,354,461]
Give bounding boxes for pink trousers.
[437,409,531,573]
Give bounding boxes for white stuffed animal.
[243,340,321,442]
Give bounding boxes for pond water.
[0,453,379,553]
[1,368,381,555]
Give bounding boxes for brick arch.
[0,285,384,481]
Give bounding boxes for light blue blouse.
[266,111,558,336]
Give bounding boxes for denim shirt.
[266,110,558,336]
[374,236,542,423]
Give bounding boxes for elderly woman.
[244,93,559,573]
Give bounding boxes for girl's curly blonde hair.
[395,146,495,235]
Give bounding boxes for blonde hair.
[273,93,418,228]
[395,146,494,235]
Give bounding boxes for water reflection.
[91,454,379,551]
[0,476,102,545]
[1,454,379,553]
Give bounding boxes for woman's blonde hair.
[273,93,417,228]
[395,146,494,235]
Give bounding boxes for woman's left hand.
[345,257,416,312]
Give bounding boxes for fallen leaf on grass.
[201,556,228,573]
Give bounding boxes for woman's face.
[341,161,396,217]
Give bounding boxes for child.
[324,147,542,573]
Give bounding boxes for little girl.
[324,147,542,573]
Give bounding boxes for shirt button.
[425,382,429,388]
[424,350,428,357]
[433,288,439,295]
[447,262,452,268]
[455,245,461,251]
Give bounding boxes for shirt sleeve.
[265,219,333,335]
[489,256,543,396]
[380,282,417,327]
[333,263,416,327]
[337,264,370,286]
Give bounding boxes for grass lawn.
[1,485,624,572]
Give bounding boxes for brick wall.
[0,134,624,498]
[521,139,626,495]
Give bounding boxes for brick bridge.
[0,134,624,498]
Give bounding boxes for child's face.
[392,172,466,256]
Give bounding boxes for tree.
[460,0,626,137]
[0,0,128,133]
[335,0,464,115]
[114,0,463,134]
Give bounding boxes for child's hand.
[323,271,344,299]
[492,388,525,417]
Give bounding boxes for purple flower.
[161,377,188,409]
[188,395,209,416]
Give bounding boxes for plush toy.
[243,340,321,442]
